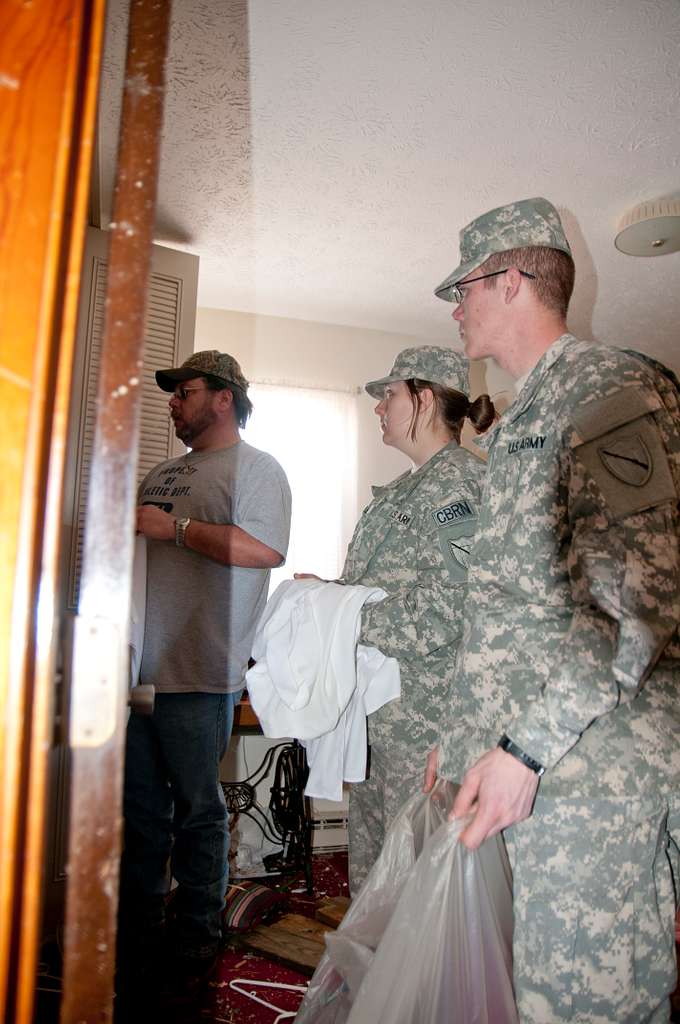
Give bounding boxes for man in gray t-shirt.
[119,350,291,1004]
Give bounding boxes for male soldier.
[119,351,291,1002]
[426,198,680,1022]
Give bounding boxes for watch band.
[175,516,191,547]
[498,734,545,776]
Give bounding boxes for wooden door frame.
[1,1,172,1020]
[60,3,173,1017]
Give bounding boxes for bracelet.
[498,734,545,776]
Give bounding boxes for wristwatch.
[498,734,545,776]
[175,516,191,547]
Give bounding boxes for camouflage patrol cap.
[434,197,572,302]
[156,350,249,392]
[365,346,469,399]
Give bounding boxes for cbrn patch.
[431,498,476,528]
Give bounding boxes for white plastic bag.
[296,779,517,1024]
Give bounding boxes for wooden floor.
[240,897,350,975]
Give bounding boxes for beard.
[173,405,218,445]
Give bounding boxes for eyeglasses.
[450,269,536,304]
[173,385,207,401]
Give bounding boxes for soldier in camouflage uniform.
[340,346,495,893]
[428,197,680,1023]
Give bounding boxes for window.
[242,383,359,590]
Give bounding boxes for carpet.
[165,850,349,1023]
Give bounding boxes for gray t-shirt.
[138,441,292,694]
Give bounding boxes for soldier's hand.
[136,505,175,541]
[423,746,439,792]
[450,747,539,849]
[293,572,323,580]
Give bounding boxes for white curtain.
[242,383,359,591]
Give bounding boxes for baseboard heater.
[310,815,349,852]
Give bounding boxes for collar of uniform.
[474,333,576,453]
[371,468,412,498]
[370,439,462,497]
[508,333,575,422]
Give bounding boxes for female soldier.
[327,346,495,893]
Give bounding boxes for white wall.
[194,306,515,509]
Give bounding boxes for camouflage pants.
[505,798,679,1024]
[348,745,423,896]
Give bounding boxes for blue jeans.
[120,690,242,958]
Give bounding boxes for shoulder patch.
[431,498,476,528]
[572,415,676,518]
[569,385,676,517]
[598,435,652,487]
[431,499,478,579]
[446,534,474,570]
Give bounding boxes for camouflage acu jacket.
[439,334,680,807]
[342,441,486,761]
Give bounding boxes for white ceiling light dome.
[615,199,680,257]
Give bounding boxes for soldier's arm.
[358,485,480,660]
[503,386,680,771]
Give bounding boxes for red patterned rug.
[170,851,349,1024]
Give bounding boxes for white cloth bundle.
[246,579,401,801]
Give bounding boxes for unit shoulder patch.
[431,497,478,578]
[446,533,474,570]
[597,434,652,487]
[571,412,676,518]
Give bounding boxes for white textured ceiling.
[100,0,680,366]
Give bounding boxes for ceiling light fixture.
[614,198,680,256]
